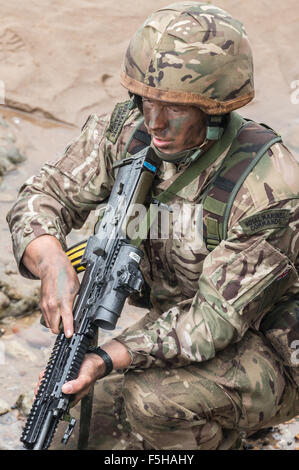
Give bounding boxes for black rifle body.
[21,146,159,450]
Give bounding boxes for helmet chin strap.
[151,114,229,165]
[151,139,209,165]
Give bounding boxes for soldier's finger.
[69,387,91,408]
[61,305,74,338]
[34,369,46,396]
[47,310,62,335]
[40,314,50,329]
[39,300,51,329]
[40,296,62,333]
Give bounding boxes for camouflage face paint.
[142,98,206,154]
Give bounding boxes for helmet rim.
[120,71,255,115]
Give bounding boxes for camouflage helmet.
[120,2,254,115]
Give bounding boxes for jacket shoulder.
[243,140,299,210]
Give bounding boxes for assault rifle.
[21,146,160,450]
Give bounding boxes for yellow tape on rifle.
[66,241,87,273]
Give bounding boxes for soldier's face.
[142,98,207,154]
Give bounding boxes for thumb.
[62,376,88,394]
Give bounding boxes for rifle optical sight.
[91,242,144,330]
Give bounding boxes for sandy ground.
[0,0,299,452]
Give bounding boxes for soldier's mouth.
[152,137,173,149]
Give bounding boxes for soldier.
[7,2,299,450]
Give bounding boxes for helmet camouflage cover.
[120,2,254,114]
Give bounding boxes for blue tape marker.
[144,161,156,173]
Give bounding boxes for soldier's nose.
[148,105,168,134]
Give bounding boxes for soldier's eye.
[142,99,153,106]
[170,106,183,113]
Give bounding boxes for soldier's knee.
[123,370,166,425]
[122,369,200,428]
[122,370,239,450]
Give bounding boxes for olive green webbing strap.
[122,117,145,158]
[222,134,282,239]
[151,112,244,204]
[131,111,244,248]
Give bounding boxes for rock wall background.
[0,0,298,130]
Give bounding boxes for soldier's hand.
[61,353,105,407]
[61,340,131,406]
[23,235,80,337]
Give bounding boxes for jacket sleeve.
[6,114,116,278]
[115,199,299,369]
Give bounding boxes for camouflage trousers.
[122,330,299,450]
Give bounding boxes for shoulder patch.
[105,100,134,144]
[239,209,290,235]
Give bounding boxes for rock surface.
[0,268,40,319]
[0,398,10,416]
[0,115,26,184]
[14,391,34,417]
[0,0,298,132]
